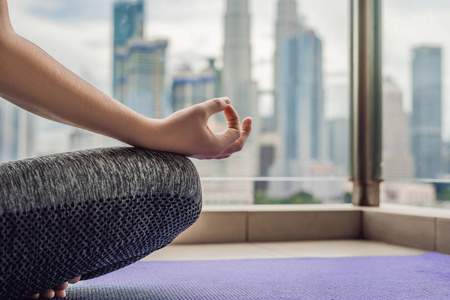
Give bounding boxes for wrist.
[124,116,166,151]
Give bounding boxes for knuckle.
[234,129,241,139]
[212,98,222,108]
[192,105,207,117]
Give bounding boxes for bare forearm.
[0,31,160,148]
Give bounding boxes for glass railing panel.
[383,0,450,208]
[1,1,350,207]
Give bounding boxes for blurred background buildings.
[0,0,448,207]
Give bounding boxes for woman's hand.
[159,97,252,159]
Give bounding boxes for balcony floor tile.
[141,239,427,261]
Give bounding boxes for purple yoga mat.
[66,253,450,299]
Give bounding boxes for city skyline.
[2,1,450,180]
[2,0,450,208]
[7,1,450,139]
[6,0,349,119]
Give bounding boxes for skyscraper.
[172,59,220,112]
[113,0,145,102]
[113,0,144,47]
[383,78,414,180]
[274,0,299,131]
[221,0,255,119]
[279,28,324,167]
[411,46,442,179]
[216,0,259,204]
[268,27,325,198]
[112,0,168,119]
[124,39,168,118]
[222,0,259,143]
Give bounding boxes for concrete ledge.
[173,204,361,244]
[361,203,450,219]
[362,211,435,251]
[361,204,450,253]
[172,211,247,244]
[437,219,450,254]
[171,204,450,255]
[248,210,361,242]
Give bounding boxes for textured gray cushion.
[0,147,202,299]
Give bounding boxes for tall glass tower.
[268,28,325,198]
[220,0,259,190]
[411,46,442,179]
[125,39,168,119]
[270,27,324,179]
[274,0,299,131]
[221,0,255,119]
[113,0,145,101]
[281,28,324,164]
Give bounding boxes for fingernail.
[224,98,231,104]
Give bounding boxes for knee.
[174,191,202,232]
[186,193,202,227]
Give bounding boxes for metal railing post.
[350,0,382,206]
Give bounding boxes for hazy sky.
[6,0,450,138]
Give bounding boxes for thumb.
[201,97,231,116]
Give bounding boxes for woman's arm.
[0,0,251,159]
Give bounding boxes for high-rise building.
[113,0,144,102]
[411,46,442,179]
[112,0,168,119]
[204,0,259,205]
[113,0,144,47]
[172,59,220,112]
[124,39,168,118]
[114,39,168,119]
[383,77,414,180]
[274,0,300,132]
[268,27,326,198]
[222,0,256,120]
[221,0,259,145]
[279,28,324,168]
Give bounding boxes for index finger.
[215,105,241,148]
[218,117,252,157]
[223,105,240,130]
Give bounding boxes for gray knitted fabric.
[0,147,202,299]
